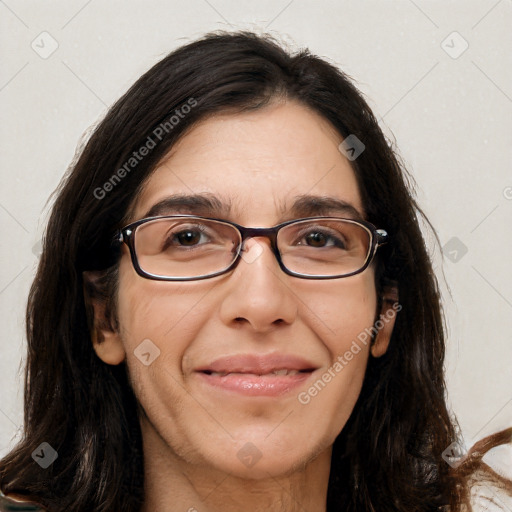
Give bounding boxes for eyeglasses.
[116,215,388,281]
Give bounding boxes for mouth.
[201,368,314,377]
[195,354,318,397]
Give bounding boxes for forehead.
[132,101,364,224]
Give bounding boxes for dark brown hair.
[1,30,510,511]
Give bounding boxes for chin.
[198,432,332,481]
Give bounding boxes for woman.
[0,30,510,512]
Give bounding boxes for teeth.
[272,369,299,376]
[208,369,300,377]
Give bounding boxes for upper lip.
[195,354,318,374]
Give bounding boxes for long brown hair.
[1,30,510,511]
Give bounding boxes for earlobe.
[91,323,126,365]
[83,270,126,365]
[371,284,399,358]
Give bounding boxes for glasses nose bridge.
[238,225,280,254]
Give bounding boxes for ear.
[371,284,400,358]
[83,270,126,365]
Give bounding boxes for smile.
[195,354,318,397]
[205,369,306,377]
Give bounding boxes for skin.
[90,101,396,512]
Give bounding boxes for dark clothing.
[0,492,45,511]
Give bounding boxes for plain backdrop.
[1,0,511,478]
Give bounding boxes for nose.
[218,238,298,333]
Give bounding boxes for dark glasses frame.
[115,215,388,281]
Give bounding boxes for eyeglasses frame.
[116,214,388,281]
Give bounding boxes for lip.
[195,354,318,397]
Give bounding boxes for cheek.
[298,272,377,358]
[295,275,377,428]
[116,260,213,356]
[114,266,217,417]
[115,272,211,433]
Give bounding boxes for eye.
[298,228,347,249]
[162,224,212,250]
[174,229,204,246]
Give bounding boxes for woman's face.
[99,101,382,478]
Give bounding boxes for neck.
[140,419,331,512]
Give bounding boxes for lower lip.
[197,372,313,397]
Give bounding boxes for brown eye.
[175,230,202,246]
[299,229,347,249]
[305,232,328,247]
[161,225,211,251]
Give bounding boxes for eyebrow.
[288,194,364,221]
[144,193,232,218]
[142,193,364,222]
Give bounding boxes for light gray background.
[1,0,511,478]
